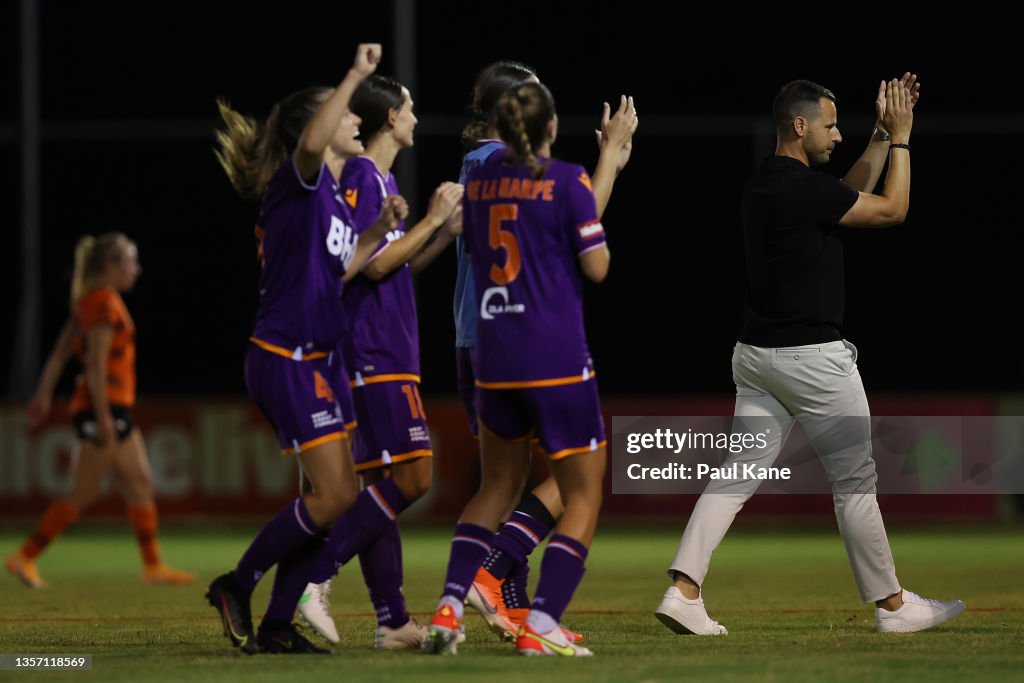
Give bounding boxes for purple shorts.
[351,379,433,472]
[245,343,355,455]
[475,378,606,460]
[455,347,478,437]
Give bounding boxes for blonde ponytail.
[69,233,129,308]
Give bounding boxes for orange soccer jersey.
[69,287,137,413]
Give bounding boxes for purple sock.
[358,519,410,629]
[440,523,494,603]
[310,478,409,583]
[234,497,322,592]
[264,535,324,624]
[502,560,531,610]
[531,534,589,623]
[483,510,551,580]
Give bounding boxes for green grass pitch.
[1,525,1021,682]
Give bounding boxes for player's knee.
[394,463,431,501]
[67,489,100,510]
[122,476,153,502]
[315,480,358,521]
[561,489,602,517]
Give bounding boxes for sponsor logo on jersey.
[343,188,358,208]
[326,215,358,270]
[480,286,526,320]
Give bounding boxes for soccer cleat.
[256,622,330,654]
[876,589,966,633]
[142,563,195,585]
[205,573,257,653]
[654,586,728,635]
[375,617,428,650]
[422,604,462,655]
[465,568,517,641]
[5,551,45,588]
[298,580,340,644]
[516,622,593,657]
[508,606,584,643]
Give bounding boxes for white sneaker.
[375,618,428,650]
[298,580,340,644]
[654,586,728,635]
[876,589,966,633]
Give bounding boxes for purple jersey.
[251,161,359,355]
[463,154,606,386]
[339,156,420,382]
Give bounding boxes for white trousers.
[669,341,901,603]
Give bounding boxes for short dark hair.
[350,74,407,144]
[772,80,836,130]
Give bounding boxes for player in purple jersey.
[424,82,637,657]
[205,44,410,655]
[296,74,464,650]
[455,62,638,644]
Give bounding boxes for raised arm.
[26,317,78,429]
[843,72,920,192]
[293,43,381,181]
[590,95,639,218]
[839,79,915,229]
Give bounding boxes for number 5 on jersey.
[489,204,521,285]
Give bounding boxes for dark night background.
[3,3,1021,402]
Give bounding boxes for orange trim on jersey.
[475,371,596,390]
[543,440,608,461]
[345,420,358,432]
[249,337,329,361]
[281,431,347,456]
[350,373,422,388]
[354,449,433,472]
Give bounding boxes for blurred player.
[655,75,966,636]
[297,73,463,650]
[6,233,194,589]
[207,43,407,654]
[424,81,635,657]
[455,61,637,642]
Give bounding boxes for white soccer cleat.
[516,622,593,657]
[654,586,728,635]
[298,580,340,644]
[876,589,966,633]
[375,618,428,650]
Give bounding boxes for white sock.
[438,595,465,620]
[526,609,558,633]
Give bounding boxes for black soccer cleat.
[256,621,330,654]
[206,572,257,654]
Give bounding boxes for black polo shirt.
[739,155,859,347]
